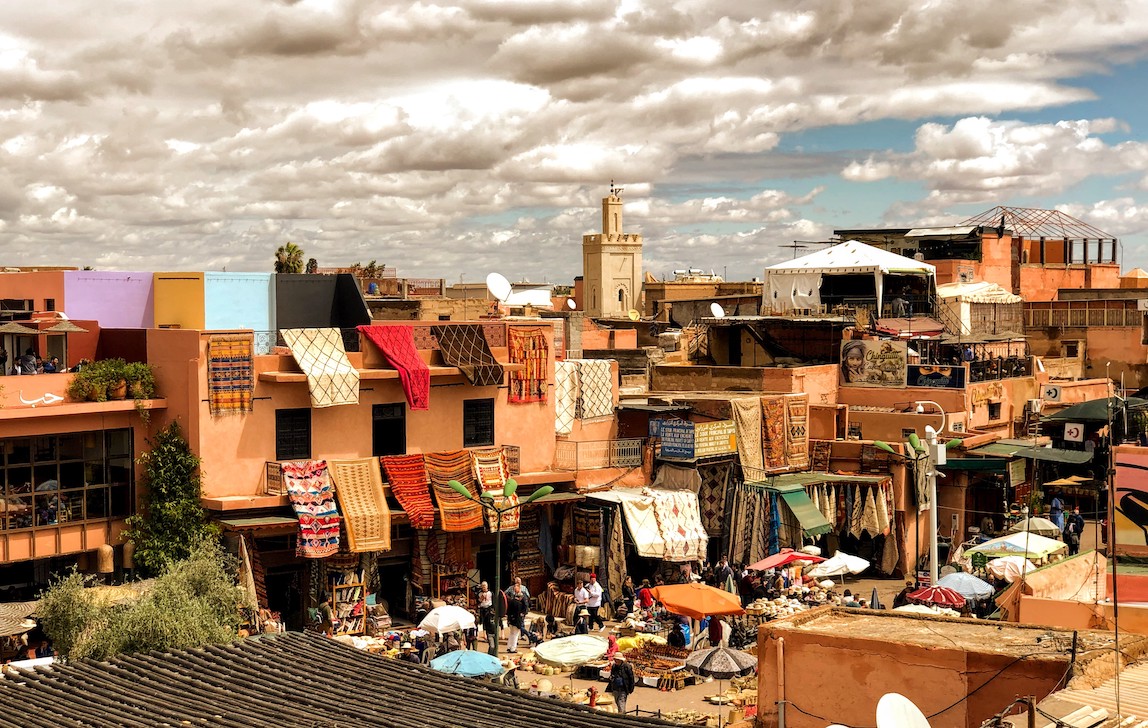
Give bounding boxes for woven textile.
[875,483,890,534]
[860,486,879,536]
[281,328,360,408]
[411,326,439,350]
[697,463,731,537]
[484,493,521,532]
[574,359,613,419]
[619,496,664,558]
[605,507,625,595]
[507,327,548,403]
[207,334,254,415]
[554,360,579,435]
[811,440,832,472]
[358,325,430,411]
[327,458,392,552]
[283,460,341,558]
[731,397,764,472]
[432,324,504,386]
[426,450,484,532]
[761,397,787,469]
[516,510,546,579]
[652,490,708,562]
[381,454,436,529]
[471,447,508,491]
[784,395,810,469]
[748,490,769,566]
[482,323,507,348]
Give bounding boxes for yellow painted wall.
[153,272,206,330]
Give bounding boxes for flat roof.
[770,607,1127,659]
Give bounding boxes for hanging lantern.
[122,541,135,570]
[97,544,115,574]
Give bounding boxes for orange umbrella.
[649,583,746,620]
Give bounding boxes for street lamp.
[447,478,554,657]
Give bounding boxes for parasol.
[430,649,503,677]
[1006,517,1062,538]
[0,322,41,336]
[418,605,476,634]
[44,321,89,333]
[986,556,1037,583]
[806,551,869,579]
[685,647,757,727]
[935,572,994,601]
[906,585,966,609]
[532,634,609,669]
[747,548,825,572]
[966,532,1066,559]
[649,583,745,620]
[893,604,960,618]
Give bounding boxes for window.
[462,399,495,447]
[1,428,134,531]
[1063,341,1080,358]
[372,403,406,457]
[44,298,56,312]
[988,402,1002,421]
[275,409,312,461]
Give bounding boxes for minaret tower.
[582,181,643,318]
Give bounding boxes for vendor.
[667,621,687,649]
[399,642,420,664]
[637,579,655,610]
[574,607,590,635]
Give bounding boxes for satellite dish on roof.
[876,693,930,728]
[709,302,726,319]
[627,309,641,321]
[485,272,512,302]
[566,299,577,310]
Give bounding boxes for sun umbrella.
[966,532,1066,559]
[685,647,757,728]
[747,548,825,572]
[418,605,476,634]
[0,322,41,336]
[893,604,960,618]
[906,585,966,609]
[986,556,1037,583]
[869,588,882,610]
[649,583,745,620]
[1043,478,1079,487]
[806,552,869,579]
[1007,517,1062,538]
[430,649,503,678]
[533,634,609,669]
[936,572,994,601]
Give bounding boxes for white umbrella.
[806,551,869,579]
[418,605,476,634]
[1006,517,1062,538]
[966,532,1066,559]
[893,604,960,618]
[935,572,994,601]
[986,556,1037,583]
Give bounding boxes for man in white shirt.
[586,573,605,631]
[573,579,590,622]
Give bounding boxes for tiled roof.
[0,632,676,728]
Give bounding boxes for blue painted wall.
[204,272,275,332]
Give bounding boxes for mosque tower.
[581,182,643,318]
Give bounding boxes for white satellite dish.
[709,302,726,318]
[566,299,576,310]
[485,272,512,302]
[628,309,641,322]
[876,693,930,728]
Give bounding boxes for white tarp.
[504,285,554,308]
[532,634,609,669]
[588,487,707,563]
[763,240,935,313]
[935,281,1021,304]
[806,551,869,578]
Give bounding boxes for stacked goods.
[663,709,711,726]
[742,596,810,620]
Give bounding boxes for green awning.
[779,489,832,538]
[969,443,1094,465]
[941,458,1009,472]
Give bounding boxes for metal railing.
[554,438,645,471]
[1024,301,1143,328]
[969,356,1031,382]
[250,329,362,354]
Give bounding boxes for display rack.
[329,570,366,635]
[431,564,474,608]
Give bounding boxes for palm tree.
[274,242,305,273]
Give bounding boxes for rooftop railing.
[554,438,644,471]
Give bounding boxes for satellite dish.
[709,302,726,318]
[876,693,930,728]
[485,272,512,302]
[627,309,641,322]
[566,299,576,310]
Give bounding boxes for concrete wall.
[63,271,154,328]
[204,272,275,332]
[153,272,206,329]
[650,364,839,404]
[0,271,65,313]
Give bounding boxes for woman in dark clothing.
[621,576,636,613]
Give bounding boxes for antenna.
[781,242,807,259]
[566,299,576,310]
[876,693,930,728]
[709,302,726,319]
[485,272,512,302]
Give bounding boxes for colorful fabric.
[574,359,613,419]
[554,360,579,435]
[207,334,254,415]
[327,458,391,553]
[508,327,548,403]
[731,397,764,474]
[784,395,810,469]
[697,463,731,537]
[281,328,360,408]
[516,510,546,579]
[432,324,504,386]
[762,396,787,469]
[471,447,508,491]
[358,325,430,411]
[605,507,625,596]
[482,322,507,348]
[283,460,341,558]
[652,490,708,562]
[381,454,436,529]
[484,493,521,532]
[426,450,484,532]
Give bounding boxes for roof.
[935,281,1022,304]
[960,206,1115,241]
[0,632,677,728]
[969,442,1094,465]
[1039,660,1148,727]
[874,317,945,336]
[745,471,889,488]
[905,226,978,237]
[764,240,936,276]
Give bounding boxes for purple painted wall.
[63,271,154,328]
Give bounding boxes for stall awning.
[778,488,833,537]
[941,458,1009,472]
[969,443,1094,465]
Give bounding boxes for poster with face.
[908,364,966,389]
[840,340,907,387]
[1116,449,1148,552]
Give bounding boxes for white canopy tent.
[763,240,936,314]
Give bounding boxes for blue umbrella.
[429,649,503,678]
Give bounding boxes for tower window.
[618,289,625,303]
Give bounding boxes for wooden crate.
[264,461,287,496]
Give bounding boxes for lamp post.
[447,478,554,658]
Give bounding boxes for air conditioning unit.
[1028,398,1042,414]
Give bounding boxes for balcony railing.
[555,438,645,471]
[251,329,362,355]
[969,356,1031,382]
[1024,301,1143,328]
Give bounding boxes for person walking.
[606,654,636,714]
[505,587,529,653]
[1065,506,1085,556]
[1049,492,1065,531]
[477,581,494,650]
[574,578,590,616]
[586,573,605,631]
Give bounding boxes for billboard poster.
[1116,449,1148,552]
[907,364,966,389]
[840,340,907,387]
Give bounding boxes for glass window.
[57,435,84,461]
[106,430,131,458]
[462,399,495,447]
[275,409,312,461]
[109,486,131,518]
[86,488,108,520]
[372,403,406,457]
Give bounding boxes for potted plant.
[123,362,156,400]
[66,359,130,403]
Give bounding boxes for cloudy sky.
[3,1,1148,284]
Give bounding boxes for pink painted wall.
[63,271,155,328]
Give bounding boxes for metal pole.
[492,504,503,658]
[928,451,939,586]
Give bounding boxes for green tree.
[305,257,318,274]
[274,242,305,273]
[124,422,218,576]
[38,540,243,661]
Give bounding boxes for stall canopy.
[935,281,1022,304]
[587,487,708,562]
[764,240,935,314]
[969,441,1093,465]
[746,474,842,538]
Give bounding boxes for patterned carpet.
[784,394,810,469]
[731,397,764,473]
[573,359,613,420]
[358,325,430,411]
[425,450,484,532]
[432,324,504,387]
[326,458,391,553]
[507,326,548,403]
[281,328,360,408]
[762,396,787,469]
[206,334,254,415]
[283,460,341,558]
[554,361,578,435]
[381,454,436,529]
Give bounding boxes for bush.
[38,539,243,661]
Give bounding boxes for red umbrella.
[747,548,825,572]
[906,585,966,609]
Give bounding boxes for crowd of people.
[0,348,69,376]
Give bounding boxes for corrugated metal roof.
[1046,660,1148,727]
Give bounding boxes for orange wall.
[0,271,66,312]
